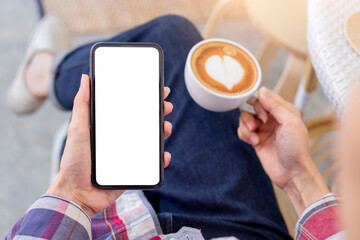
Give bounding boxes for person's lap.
[52,15,291,239]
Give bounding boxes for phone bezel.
[89,42,164,190]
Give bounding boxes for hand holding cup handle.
[238,87,329,216]
[186,39,329,217]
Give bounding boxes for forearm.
[283,159,330,217]
[282,159,345,239]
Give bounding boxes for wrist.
[283,159,330,216]
[46,177,96,218]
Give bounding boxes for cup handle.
[239,91,258,114]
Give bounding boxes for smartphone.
[90,42,164,189]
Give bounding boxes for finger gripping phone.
[90,42,164,189]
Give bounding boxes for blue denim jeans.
[51,15,291,240]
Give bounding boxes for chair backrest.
[244,0,307,57]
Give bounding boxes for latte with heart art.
[191,41,258,95]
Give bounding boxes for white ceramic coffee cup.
[184,38,261,112]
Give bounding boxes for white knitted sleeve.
[307,0,360,120]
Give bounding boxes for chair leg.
[256,38,279,74]
[202,0,244,39]
[305,112,337,139]
[274,54,305,103]
[294,56,318,113]
[273,185,295,237]
[304,57,318,93]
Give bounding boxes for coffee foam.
[191,41,258,95]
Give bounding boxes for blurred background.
[0,0,332,237]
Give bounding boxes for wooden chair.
[203,0,339,236]
[204,0,311,107]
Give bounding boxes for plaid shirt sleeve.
[295,193,344,240]
[5,192,345,240]
[5,194,91,240]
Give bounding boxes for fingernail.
[259,113,267,123]
[80,74,86,87]
[167,87,171,93]
[262,87,270,98]
[245,121,253,131]
[250,135,258,145]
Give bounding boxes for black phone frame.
[90,42,164,190]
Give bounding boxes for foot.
[7,15,71,115]
[24,51,54,99]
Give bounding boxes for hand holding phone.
[47,74,173,217]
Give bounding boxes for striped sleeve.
[294,193,344,240]
[5,194,91,240]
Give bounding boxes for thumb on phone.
[69,74,90,132]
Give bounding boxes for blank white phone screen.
[94,46,160,186]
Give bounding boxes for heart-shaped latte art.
[205,55,245,89]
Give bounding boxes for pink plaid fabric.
[6,192,343,240]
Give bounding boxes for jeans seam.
[158,212,173,234]
[168,213,173,233]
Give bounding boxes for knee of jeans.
[154,14,198,36]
